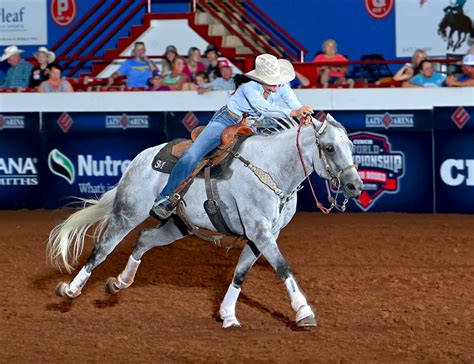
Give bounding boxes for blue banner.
[0,113,41,209]
[433,107,474,130]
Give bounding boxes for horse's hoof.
[296,314,317,328]
[55,282,80,298]
[222,317,241,329]
[105,277,121,295]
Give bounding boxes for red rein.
[296,119,332,214]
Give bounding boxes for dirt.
[0,210,473,363]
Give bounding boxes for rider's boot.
[150,196,175,220]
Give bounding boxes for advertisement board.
[0,113,41,209]
[0,0,47,45]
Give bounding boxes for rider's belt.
[225,107,240,120]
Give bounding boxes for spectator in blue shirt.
[108,42,157,87]
[405,60,446,88]
[445,54,474,87]
[0,45,33,88]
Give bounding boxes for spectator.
[195,71,209,88]
[29,47,56,88]
[393,49,427,82]
[163,56,190,90]
[198,60,234,94]
[108,42,156,87]
[183,47,206,81]
[445,54,474,87]
[147,69,171,91]
[290,71,311,89]
[38,64,74,92]
[0,45,33,88]
[162,45,178,75]
[405,60,446,88]
[204,44,221,81]
[313,39,351,87]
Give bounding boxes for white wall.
[0,88,473,112]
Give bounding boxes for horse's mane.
[257,115,347,136]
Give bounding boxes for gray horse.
[47,114,363,328]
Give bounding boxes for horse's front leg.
[220,241,261,328]
[247,220,317,328]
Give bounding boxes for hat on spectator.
[1,45,24,62]
[164,45,178,55]
[148,69,162,85]
[245,54,295,86]
[34,47,56,64]
[463,54,474,66]
[204,44,220,55]
[218,60,232,69]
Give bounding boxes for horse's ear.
[314,111,326,122]
[326,113,335,122]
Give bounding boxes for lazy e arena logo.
[47,148,130,193]
[349,132,405,211]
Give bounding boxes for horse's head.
[311,114,363,199]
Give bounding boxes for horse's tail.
[47,187,117,273]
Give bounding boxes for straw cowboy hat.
[34,47,56,64]
[1,45,24,62]
[245,54,295,85]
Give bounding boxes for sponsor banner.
[396,0,473,57]
[297,131,434,212]
[434,130,474,213]
[0,133,42,208]
[0,0,47,45]
[42,133,167,208]
[327,110,432,131]
[433,106,474,130]
[0,112,39,133]
[42,112,165,134]
[164,111,214,137]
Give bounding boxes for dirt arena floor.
[0,210,473,363]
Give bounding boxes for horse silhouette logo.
[438,0,473,51]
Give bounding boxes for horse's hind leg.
[219,241,261,328]
[105,218,187,294]
[56,216,138,298]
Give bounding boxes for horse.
[47,113,363,329]
[438,10,473,51]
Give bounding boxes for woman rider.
[151,53,314,219]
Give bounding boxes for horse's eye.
[325,145,335,153]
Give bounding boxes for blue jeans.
[158,106,240,200]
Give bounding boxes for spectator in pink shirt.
[183,47,206,82]
[313,39,351,87]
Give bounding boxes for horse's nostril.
[347,183,355,191]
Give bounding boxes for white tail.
[47,188,117,273]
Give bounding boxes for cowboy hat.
[245,54,295,85]
[34,47,56,64]
[1,45,24,62]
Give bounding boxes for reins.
[296,113,357,214]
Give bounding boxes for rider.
[151,53,314,219]
[444,0,466,17]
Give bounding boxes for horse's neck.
[243,126,316,194]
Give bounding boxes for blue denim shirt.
[227,81,302,119]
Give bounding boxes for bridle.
[296,114,358,214]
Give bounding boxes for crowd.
[1,39,473,93]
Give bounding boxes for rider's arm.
[242,83,294,118]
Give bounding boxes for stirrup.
[150,197,174,220]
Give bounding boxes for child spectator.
[163,56,190,90]
[204,44,221,81]
[313,39,351,87]
[108,42,157,87]
[0,45,33,88]
[195,71,209,88]
[405,60,446,88]
[29,47,56,88]
[393,49,428,82]
[147,69,170,91]
[162,45,178,75]
[38,64,74,92]
[198,60,234,94]
[445,54,474,87]
[183,47,206,81]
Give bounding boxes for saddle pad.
[151,135,252,179]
